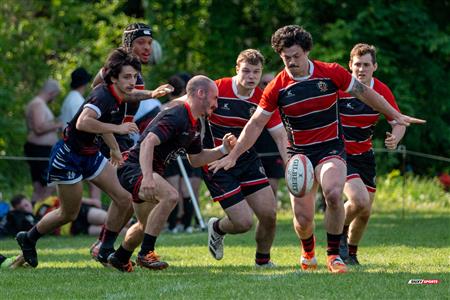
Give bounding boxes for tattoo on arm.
[124,90,151,103]
[349,80,367,98]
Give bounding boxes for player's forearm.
[188,146,227,167]
[228,115,265,161]
[140,135,157,177]
[123,89,153,103]
[76,118,121,134]
[102,133,120,152]
[350,80,400,120]
[270,126,289,165]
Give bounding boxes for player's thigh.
[245,186,277,218]
[315,158,346,193]
[57,182,84,215]
[344,177,370,207]
[223,200,254,224]
[90,162,130,200]
[138,172,178,203]
[132,201,156,227]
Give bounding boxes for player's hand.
[385,132,399,150]
[116,122,139,135]
[151,84,174,98]
[209,155,237,174]
[139,175,156,201]
[222,133,237,152]
[393,114,426,126]
[110,148,124,167]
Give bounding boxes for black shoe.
[339,234,349,260]
[16,231,38,268]
[97,247,115,266]
[345,254,360,265]
[107,253,134,272]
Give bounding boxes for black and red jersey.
[126,102,202,175]
[204,77,282,159]
[338,77,400,155]
[259,60,354,149]
[64,84,122,155]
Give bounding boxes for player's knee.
[164,189,179,208]
[258,209,277,226]
[234,217,253,233]
[353,196,371,214]
[60,209,79,222]
[323,187,343,209]
[293,215,313,231]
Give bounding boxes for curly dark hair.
[122,23,153,50]
[271,25,313,54]
[103,47,141,84]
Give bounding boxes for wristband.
[219,144,229,155]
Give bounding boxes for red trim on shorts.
[346,174,360,181]
[213,186,241,202]
[240,178,269,187]
[132,175,144,203]
[366,186,376,193]
[318,155,346,166]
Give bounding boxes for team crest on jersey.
[222,103,230,110]
[249,106,256,116]
[317,81,328,92]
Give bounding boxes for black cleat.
[339,234,349,261]
[97,247,115,266]
[345,254,360,265]
[16,231,38,268]
[107,253,134,272]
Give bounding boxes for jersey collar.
[108,84,123,105]
[184,101,198,126]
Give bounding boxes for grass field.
[0,208,448,299]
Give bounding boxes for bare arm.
[188,133,236,167]
[385,123,406,150]
[139,132,161,199]
[123,84,174,103]
[268,125,289,165]
[102,133,123,166]
[76,107,138,135]
[209,108,270,172]
[350,80,426,126]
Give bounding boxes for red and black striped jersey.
[259,60,354,149]
[338,77,400,155]
[204,77,283,152]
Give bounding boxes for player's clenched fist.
[222,133,237,152]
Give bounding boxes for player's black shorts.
[202,152,269,209]
[70,203,92,235]
[346,150,376,193]
[259,155,284,179]
[289,140,346,168]
[117,162,143,203]
[23,142,53,185]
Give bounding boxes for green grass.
[1,209,449,299]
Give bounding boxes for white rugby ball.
[285,154,314,197]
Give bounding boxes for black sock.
[182,197,194,229]
[27,226,43,244]
[115,245,133,263]
[167,204,179,230]
[326,232,341,256]
[301,234,315,254]
[255,252,270,265]
[139,234,157,256]
[101,229,118,249]
[348,244,358,256]
[213,219,226,235]
[0,254,6,265]
[342,225,349,236]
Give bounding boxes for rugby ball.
[285,154,314,197]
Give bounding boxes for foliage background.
[0,0,449,193]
